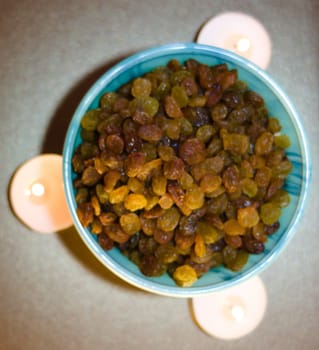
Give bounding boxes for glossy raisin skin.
[71,58,292,287]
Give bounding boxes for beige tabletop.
[1,1,318,349]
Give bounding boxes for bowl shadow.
[42,50,151,295]
[58,225,145,294]
[41,50,136,155]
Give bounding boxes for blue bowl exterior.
[63,43,311,297]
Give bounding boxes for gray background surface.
[1,1,318,349]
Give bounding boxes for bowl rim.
[63,42,312,297]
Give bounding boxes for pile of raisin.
[72,59,292,287]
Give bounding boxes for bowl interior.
[63,43,311,297]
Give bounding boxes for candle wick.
[26,182,46,197]
[231,305,245,322]
[235,37,251,53]
[222,296,246,322]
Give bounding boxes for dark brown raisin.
[140,255,167,277]
[205,83,223,107]
[243,236,265,254]
[98,232,114,250]
[264,221,280,235]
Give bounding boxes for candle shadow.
[187,299,206,335]
[193,18,208,42]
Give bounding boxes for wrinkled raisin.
[138,124,163,142]
[222,165,240,193]
[164,95,183,118]
[179,138,206,165]
[163,157,184,180]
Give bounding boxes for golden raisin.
[237,206,260,228]
[255,131,274,155]
[157,207,181,232]
[127,177,144,193]
[200,174,222,193]
[184,185,205,210]
[164,95,184,118]
[224,219,245,236]
[241,178,258,198]
[120,213,141,235]
[260,203,281,225]
[173,265,198,287]
[158,145,175,161]
[196,221,220,244]
[131,77,152,97]
[158,193,174,209]
[104,169,121,192]
[152,171,167,196]
[194,234,206,258]
[109,185,129,204]
[124,194,147,211]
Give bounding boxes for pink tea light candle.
[197,12,272,69]
[10,154,73,233]
[192,276,267,340]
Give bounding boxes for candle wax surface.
[10,154,73,233]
